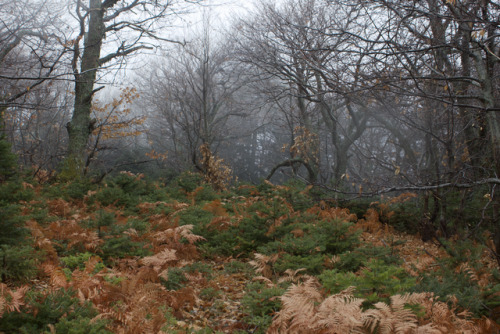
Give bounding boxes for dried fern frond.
[207,216,233,231]
[151,225,205,246]
[47,198,73,217]
[42,263,69,289]
[140,249,177,274]
[98,280,172,334]
[26,220,58,260]
[45,219,102,252]
[252,275,275,287]
[269,281,488,334]
[310,286,364,332]
[307,205,358,222]
[269,279,360,333]
[362,299,418,334]
[278,268,309,284]
[203,199,228,216]
[177,224,206,244]
[0,283,28,316]
[249,253,279,278]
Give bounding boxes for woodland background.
[1,0,500,333]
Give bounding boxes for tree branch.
[98,45,153,66]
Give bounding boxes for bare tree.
[0,0,67,108]
[140,15,249,175]
[235,0,376,184]
[60,0,201,179]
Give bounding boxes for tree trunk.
[61,0,104,180]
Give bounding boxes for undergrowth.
[0,174,499,333]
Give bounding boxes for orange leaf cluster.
[290,126,319,165]
[199,143,233,191]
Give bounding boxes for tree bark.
[61,0,105,179]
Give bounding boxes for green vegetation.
[0,289,110,333]
[0,175,498,332]
[241,281,287,332]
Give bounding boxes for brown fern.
[147,224,205,260]
[41,263,69,289]
[268,279,488,334]
[26,220,58,260]
[45,219,103,252]
[249,253,279,279]
[361,294,421,334]
[0,283,28,317]
[140,248,177,278]
[278,268,310,284]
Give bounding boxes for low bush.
[319,259,416,305]
[161,262,213,290]
[241,281,286,333]
[0,289,109,333]
[0,204,40,282]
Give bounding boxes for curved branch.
[266,158,316,182]
[98,45,153,66]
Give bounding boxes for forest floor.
[1,175,500,333]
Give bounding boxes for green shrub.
[161,262,213,291]
[98,215,151,262]
[223,261,254,277]
[0,203,39,282]
[92,173,164,209]
[319,269,358,294]
[165,172,219,202]
[200,287,221,301]
[28,206,53,224]
[312,219,360,254]
[82,209,115,237]
[0,244,39,282]
[412,262,500,318]
[94,186,131,207]
[62,181,95,201]
[44,181,95,201]
[277,179,314,211]
[178,206,214,228]
[175,172,204,193]
[0,116,18,182]
[198,229,239,258]
[387,199,421,234]
[337,246,401,273]
[241,281,286,333]
[233,183,258,197]
[185,261,213,278]
[343,197,374,220]
[260,219,359,256]
[60,252,95,270]
[0,289,108,333]
[101,235,151,262]
[0,204,26,245]
[357,260,416,303]
[0,181,34,203]
[319,259,416,305]
[46,315,111,334]
[273,253,325,275]
[161,267,188,290]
